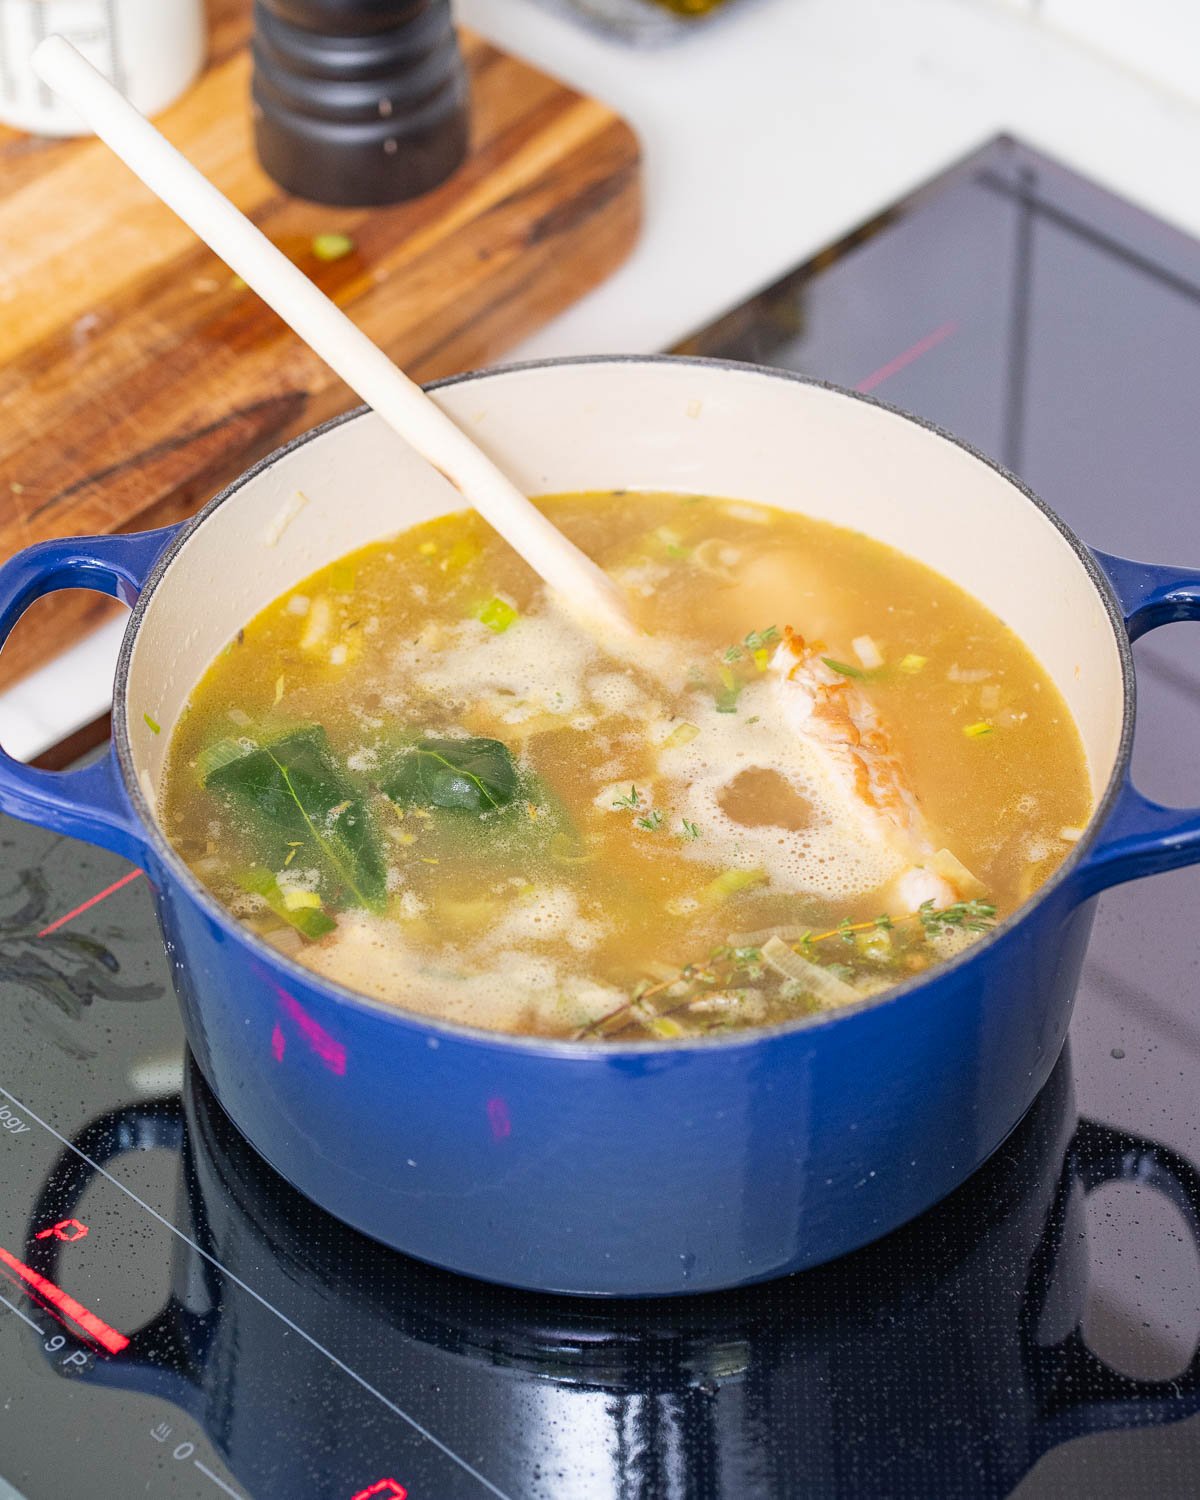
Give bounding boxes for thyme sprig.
[723,624,779,663]
[573,898,997,1040]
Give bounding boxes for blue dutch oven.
[1,357,1198,1296]
[25,1051,1200,1496]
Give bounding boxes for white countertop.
[6,0,1200,760]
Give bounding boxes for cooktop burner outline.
[0,1079,515,1500]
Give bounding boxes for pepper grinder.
[252,0,469,207]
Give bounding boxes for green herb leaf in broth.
[722,625,779,665]
[917,898,997,933]
[206,727,387,912]
[821,657,868,680]
[384,737,519,813]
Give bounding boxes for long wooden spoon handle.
[31,35,635,639]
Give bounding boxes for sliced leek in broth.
[159,492,1093,1040]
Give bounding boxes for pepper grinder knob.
[252,0,469,206]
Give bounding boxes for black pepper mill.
[252,0,469,207]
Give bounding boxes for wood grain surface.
[0,0,640,688]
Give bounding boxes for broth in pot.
[158,492,1092,1041]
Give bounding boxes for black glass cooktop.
[3,137,1200,1499]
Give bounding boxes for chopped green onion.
[312,232,355,262]
[715,665,742,713]
[703,868,766,903]
[238,868,335,940]
[653,526,688,560]
[143,712,161,735]
[661,722,699,750]
[474,596,519,633]
[282,888,322,911]
[963,720,994,739]
[899,654,928,674]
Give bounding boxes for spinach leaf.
[383,737,519,813]
[206,727,387,912]
[237,867,337,941]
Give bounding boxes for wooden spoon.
[31,36,636,641]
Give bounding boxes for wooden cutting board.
[0,0,640,689]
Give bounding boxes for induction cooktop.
[2,136,1200,1499]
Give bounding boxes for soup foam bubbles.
[303,912,621,1031]
[656,681,902,902]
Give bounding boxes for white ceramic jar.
[0,0,205,136]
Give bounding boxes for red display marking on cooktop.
[34,1218,88,1243]
[0,1243,128,1353]
[855,319,959,393]
[351,1480,408,1500]
[37,868,144,937]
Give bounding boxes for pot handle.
[1025,1116,1200,1450]
[0,527,178,863]
[1076,550,1200,893]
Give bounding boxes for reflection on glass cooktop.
[2,137,1200,1499]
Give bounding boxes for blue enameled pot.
[1,357,1198,1296]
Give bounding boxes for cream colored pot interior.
[124,361,1124,820]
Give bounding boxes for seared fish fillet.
[770,626,960,912]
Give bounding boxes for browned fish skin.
[771,627,957,911]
